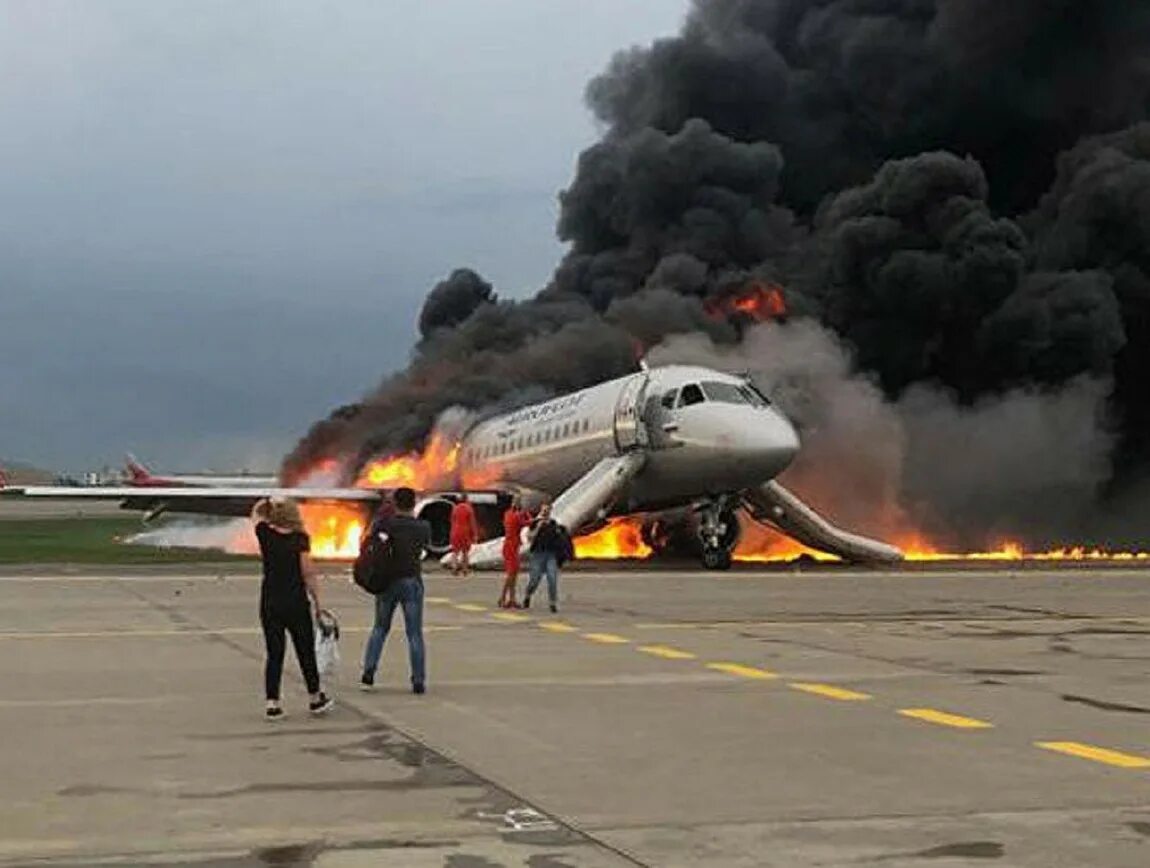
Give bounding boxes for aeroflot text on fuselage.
[503,394,587,428]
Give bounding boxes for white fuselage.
[457,365,800,515]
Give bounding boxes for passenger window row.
[465,417,593,463]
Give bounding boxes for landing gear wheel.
[701,546,733,571]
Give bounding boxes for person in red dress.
[449,494,479,577]
[498,496,532,608]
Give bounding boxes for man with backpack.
[522,501,576,614]
[357,487,431,694]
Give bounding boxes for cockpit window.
[702,381,750,405]
[678,383,705,407]
[661,390,677,410]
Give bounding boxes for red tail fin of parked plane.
[125,454,155,484]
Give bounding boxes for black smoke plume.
[284,0,1150,547]
[418,268,496,339]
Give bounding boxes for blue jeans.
[526,552,559,604]
[362,577,425,687]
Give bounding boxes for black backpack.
[353,519,401,594]
[556,524,576,566]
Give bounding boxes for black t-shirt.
[369,513,432,580]
[530,518,563,554]
[255,522,310,606]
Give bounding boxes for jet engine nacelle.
[416,496,506,556]
[415,497,453,555]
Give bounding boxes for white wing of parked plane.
[11,486,380,500]
[2,486,501,517]
[1,485,385,519]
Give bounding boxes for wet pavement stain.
[1066,627,1150,637]
[945,623,1150,642]
[339,837,462,852]
[944,629,1044,640]
[177,774,477,799]
[253,841,323,865]
[58,719,585,849]
[303,726,441,768]
[527,855,579,868]
[58,784,134,797]
[876,841,1004,861]
[34,838,464,868]
[966,668,1045,676]
[444,856,506,868]
[1127,821,1150,838]
[1062,694,1150,714]
[189,726,372,740]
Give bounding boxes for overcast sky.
[0,0,684,473]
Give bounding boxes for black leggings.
[260,601,320,700]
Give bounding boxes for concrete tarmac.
[1,565,1150,867]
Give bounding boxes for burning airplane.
[3,360,903,569]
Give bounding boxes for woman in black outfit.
[251,498,333,719]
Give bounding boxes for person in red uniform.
[449,494,479,577]
[498,496,532,608]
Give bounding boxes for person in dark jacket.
[360,486,432,693]
[522,501,572,613]
[251,498,333,719]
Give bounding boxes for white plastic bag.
[315,609,340,678]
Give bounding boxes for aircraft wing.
[1,485,384,519]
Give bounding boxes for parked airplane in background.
[3,365,902,568]
[124,454,277,489]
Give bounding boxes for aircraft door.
[613,372,650,453]
[644,388,680,450]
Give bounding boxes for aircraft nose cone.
[746,411,799,476]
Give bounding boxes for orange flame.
[299,430,503,560]
[568,515,1150,564]
[299,502,365,560]
[574,519,654,560]
[357,431,461,489]
[705,280,787,322]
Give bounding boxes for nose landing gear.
[697,495,740,571]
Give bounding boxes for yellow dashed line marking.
[426,597,452,604]
[581,632,630,645]
[1036,741,1150,769]
[453,603,487,612]
[490,612,532,623]
[899,708,993,729]
[788,682,872,701]
[637,645,696,660]
[538,621,578,633]
[706,662,777,680]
